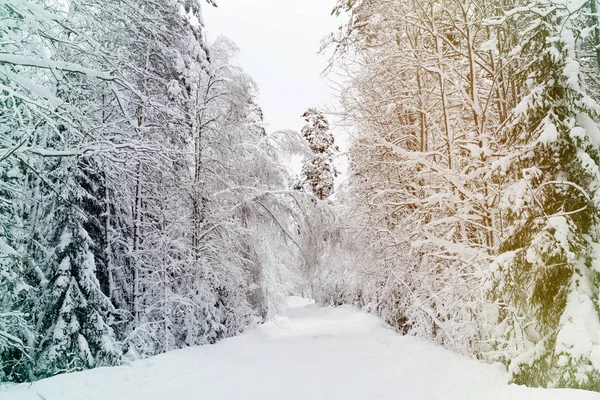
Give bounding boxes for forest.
[3,0,600,394]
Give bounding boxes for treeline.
[317,0,600,390]
[0,0,323,382]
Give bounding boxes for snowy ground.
[2,297,599,400]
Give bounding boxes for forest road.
[2,296,599,400]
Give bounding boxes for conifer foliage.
[298,108,338,200]
[489,0,600,388]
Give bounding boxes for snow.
[563,58,581,91]
[555,265,600,372]
[0,55,114,81]
[58,231,72,252]
[548,215,571,256]
[0,238,18,256]
[480,36,498,52]
[7,72,62,108]
[577,113,600,146]
[538,116,559,143]
[578,149,600,179]
[2,297,598,400]
[571,126,586,140]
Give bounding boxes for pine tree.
[299,109,338,200]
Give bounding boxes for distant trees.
[298,108,338,200]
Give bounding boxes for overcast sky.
[202,0,339,134]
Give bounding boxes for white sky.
[202,0,339,134]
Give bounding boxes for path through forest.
[2,297,599,400]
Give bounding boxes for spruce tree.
[35,156,123,378]
[299,108,339,200]
[491,0,600,389]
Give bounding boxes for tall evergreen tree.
[490,0,600,389]
[299,108,338,200]
[34,155,123,378]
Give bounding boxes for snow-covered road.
[2,297,599,400]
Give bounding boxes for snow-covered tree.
[298,109,338,200]
[33,155,123,378]
[0,178,33,381]
[0,0,315,382]
[316,0,600,391]
[489,0,600,389]
[315,0,510,355]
